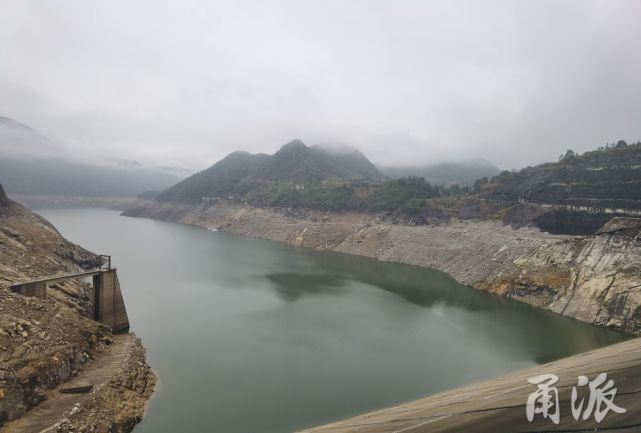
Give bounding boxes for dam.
[10,255,130,332]
[298,337,641,432]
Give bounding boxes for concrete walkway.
[298,338,641,433]
[1,333,132,433]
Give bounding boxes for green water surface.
[39,209,629,433]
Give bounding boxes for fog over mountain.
[1,1,640,171]
[379,159,501,187]
[0,116,61,159]
[0,117,185,198]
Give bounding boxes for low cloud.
[1,0,640,171]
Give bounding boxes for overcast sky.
[1,0,640,171]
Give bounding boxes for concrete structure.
[92,269,129,332]
[202,196,220,210]
[298,338,641,433]
[10,259,130,332]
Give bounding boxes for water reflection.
[264,273,345,301]
[262,248,630,364]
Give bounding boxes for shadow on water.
[260,246,632,364]
[264,272,346,301]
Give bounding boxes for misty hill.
[0,116,43,134]
[379,158,501,186]
[0,116,185,198]
[477,140,641,210]
[0,157,185,197]
[0,116,60,157]
[157,139,387,202]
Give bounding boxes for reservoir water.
[39,209,629,433]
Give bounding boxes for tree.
[473,177,489,190]
[560,149,577,163]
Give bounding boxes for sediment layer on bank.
[124,199,641,334]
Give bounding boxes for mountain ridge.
[157,139,387,202]
[0,116,186,199]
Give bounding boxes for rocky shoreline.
[0,185,156,432]
[42,336,156,433]
[124,199,641,334]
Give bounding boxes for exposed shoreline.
[0,188,156,433]
[123,199,641,335]
[0,334,156,433]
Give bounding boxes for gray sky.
[1,0,640,171]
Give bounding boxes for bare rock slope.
[125,199,641,334]
[0,185,155,431]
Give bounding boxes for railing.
[517,198,641,217]
[202,196,220,210]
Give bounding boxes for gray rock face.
[597,216,641,236]
[124,199,641,334]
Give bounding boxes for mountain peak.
[155,140,386,202]
[312,143,361,156]
[225,150,253,159]
[277,139,308,154]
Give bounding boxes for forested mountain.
[157,139,387,202]
[476,141,641,210]
[137,139,641,233]
[153,139,470,220]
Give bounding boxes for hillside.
[0,184,155,431]
[478,141,641,210]
[380,158,501,186]
[157,139,387,202]
[0,116,185,200]
[0,157,184,198]
[138,139,641,235]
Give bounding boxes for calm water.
[39,209,628,433]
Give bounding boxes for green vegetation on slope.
[157,139,386,202]
[244,176,467,217]
[155,140,473,218]
[150,138,641,233]
[476,140,641,209]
